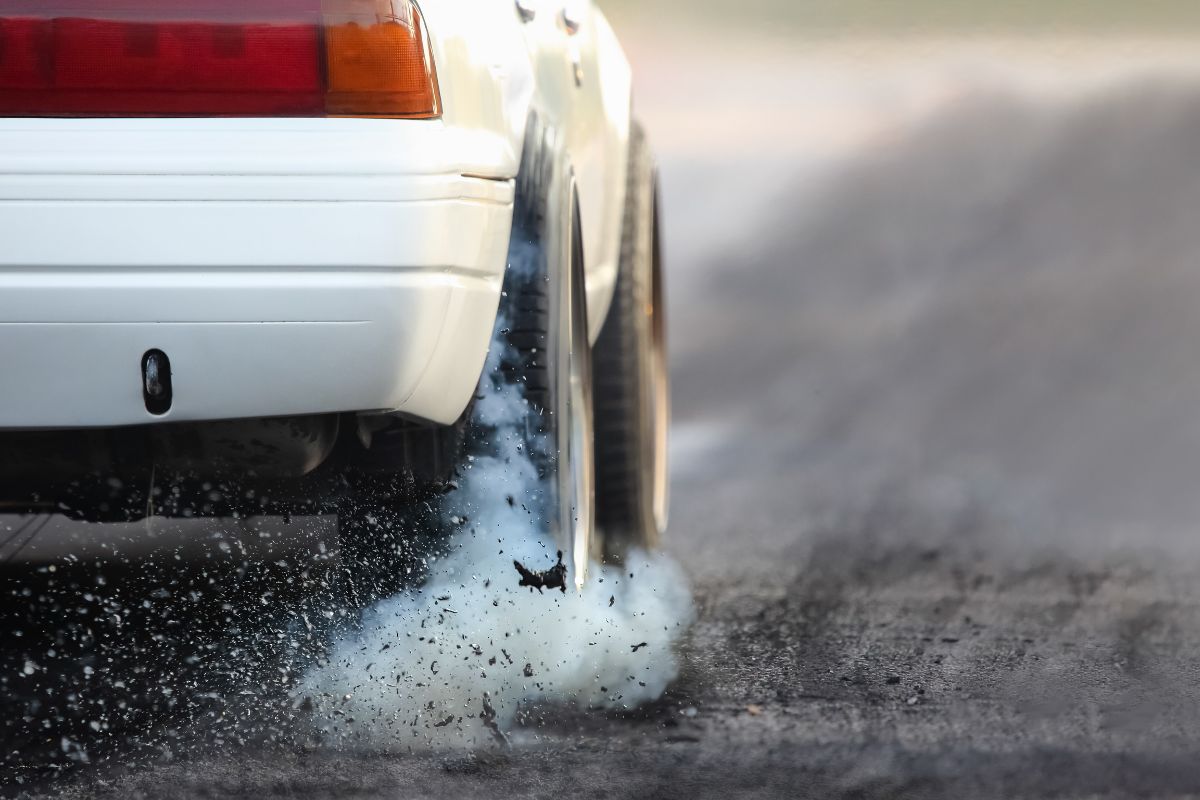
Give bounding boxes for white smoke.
[296,327,694,749]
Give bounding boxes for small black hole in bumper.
[141,349,173,416]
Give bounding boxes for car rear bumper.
[0,267,505,428]
[0,119,515,429]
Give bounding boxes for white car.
[0,0,668,583]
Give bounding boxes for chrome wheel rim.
[555,189,594,588]
[566,295,594,588]
[648,181,670,535]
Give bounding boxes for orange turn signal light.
[323,0,441,118]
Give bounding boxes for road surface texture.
[10,40,1200,800]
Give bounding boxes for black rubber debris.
[513,551,568,594]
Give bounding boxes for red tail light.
[0,0,440,117]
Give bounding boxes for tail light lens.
[0,0,440,117]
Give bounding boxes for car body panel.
[0,0,633,429]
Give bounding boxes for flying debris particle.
[609,595,615,607]
[523,663,534,678]
[631,642,649,653]
[434,714,455,728]
[513,551,568,594]
[480,693,509,747]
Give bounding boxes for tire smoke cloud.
[297,325,694,748]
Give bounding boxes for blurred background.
[598,1,1200,576]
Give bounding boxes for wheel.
[593,121,670,561]
[559,197,596,586]
[499,139,595,588]
[336,119,596,597]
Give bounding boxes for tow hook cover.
[142,350,173,416]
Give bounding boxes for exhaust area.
[297,327,695,748]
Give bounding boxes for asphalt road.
[10,68,1200,799]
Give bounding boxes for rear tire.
[594,122,670,561]
[499,146,595,587]
[336,118,596,598]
